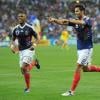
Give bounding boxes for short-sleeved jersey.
[69,16,93,50]
[12,23,37,50]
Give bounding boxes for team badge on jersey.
[16,30,20,36]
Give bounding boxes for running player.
[10,10,40,93]
[48,4,100,96]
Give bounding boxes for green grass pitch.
[0,45,100,100]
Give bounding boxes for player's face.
[18,13,26,24]
[75,7,82,18]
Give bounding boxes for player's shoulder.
[83,16,90,20]
[25,23,33,29]
[25,23,35,31]
[13,25,19,29]
[12,25,19,32]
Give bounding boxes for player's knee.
[21,63,29,74]
[82,67,88,72]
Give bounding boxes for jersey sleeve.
[11,28,16,41]
[68,18,75,26]
[68,22,75,26]
[83,17,92,27]
[30,27,38,39]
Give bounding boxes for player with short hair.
[10,11,40,93]
[48,4,100,96]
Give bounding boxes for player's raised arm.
[68,19,85,25]
[48,17,69,25]
[48,17,86,25]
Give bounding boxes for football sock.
[24,73,30,89]
[71,72,81,91]
[88,65,100,72]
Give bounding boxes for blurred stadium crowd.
[0,0,100,46]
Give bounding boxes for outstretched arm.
[48,17,69,25]
[69,19,85,25]
[48,17,85,25]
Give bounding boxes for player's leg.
[29,50,40,70]
[21,62,30,93]
[62,41,66,48]
[60,37,66,48]
[19,49,34,92]
[34,58,40,69]
[62,49,88,96]
[82,48,100,72]
[69,50,89,94]
[70,63,82,91]
[83,65,100,72]
[62,63,82,96]
[62,38,69,49]
[29,59,40,70]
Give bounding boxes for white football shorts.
[77,48,93,66]
[19,49,35,67]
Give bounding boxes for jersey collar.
[19,23,27,28]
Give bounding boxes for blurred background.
[0,0,100,47]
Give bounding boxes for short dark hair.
[16,7,27,15]
[75,4,85,11]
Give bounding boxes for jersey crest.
[15,30,20,36]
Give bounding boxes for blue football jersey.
[12,23,37,50]
[69,16,93,50]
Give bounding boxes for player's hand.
[10,44,19,54]
[33,43,37,47]
[48,17,56,23]
[10,44,15,53]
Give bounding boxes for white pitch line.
[0,70,74,76]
